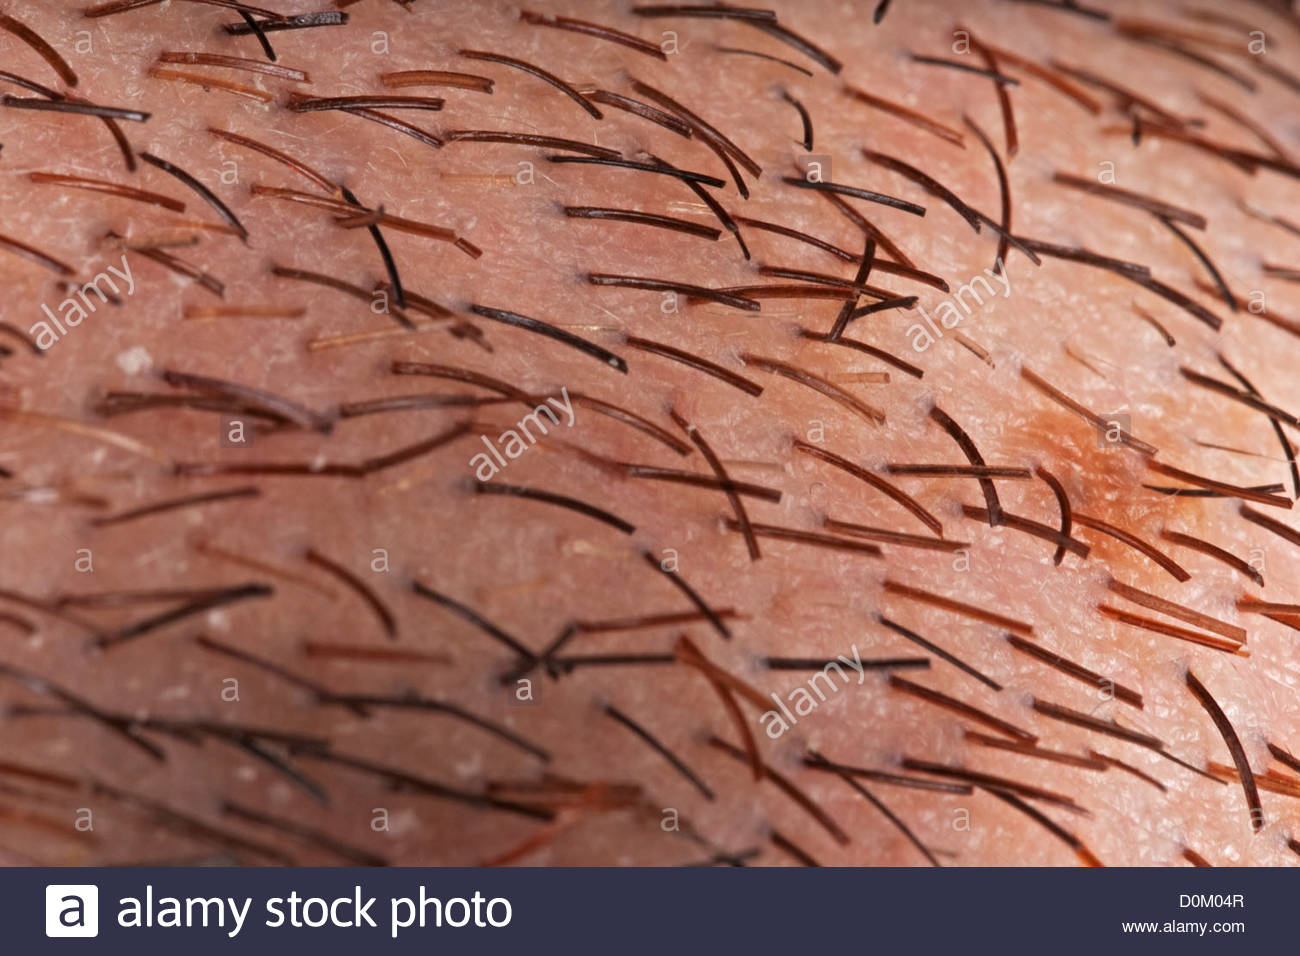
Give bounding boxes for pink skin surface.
[2,0,1300,866]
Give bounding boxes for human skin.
[2,0,1300,867]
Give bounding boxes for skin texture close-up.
[3,0,1300,868]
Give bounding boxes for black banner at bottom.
[16,866,1279,953]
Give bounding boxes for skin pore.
[2,0,1300,867]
